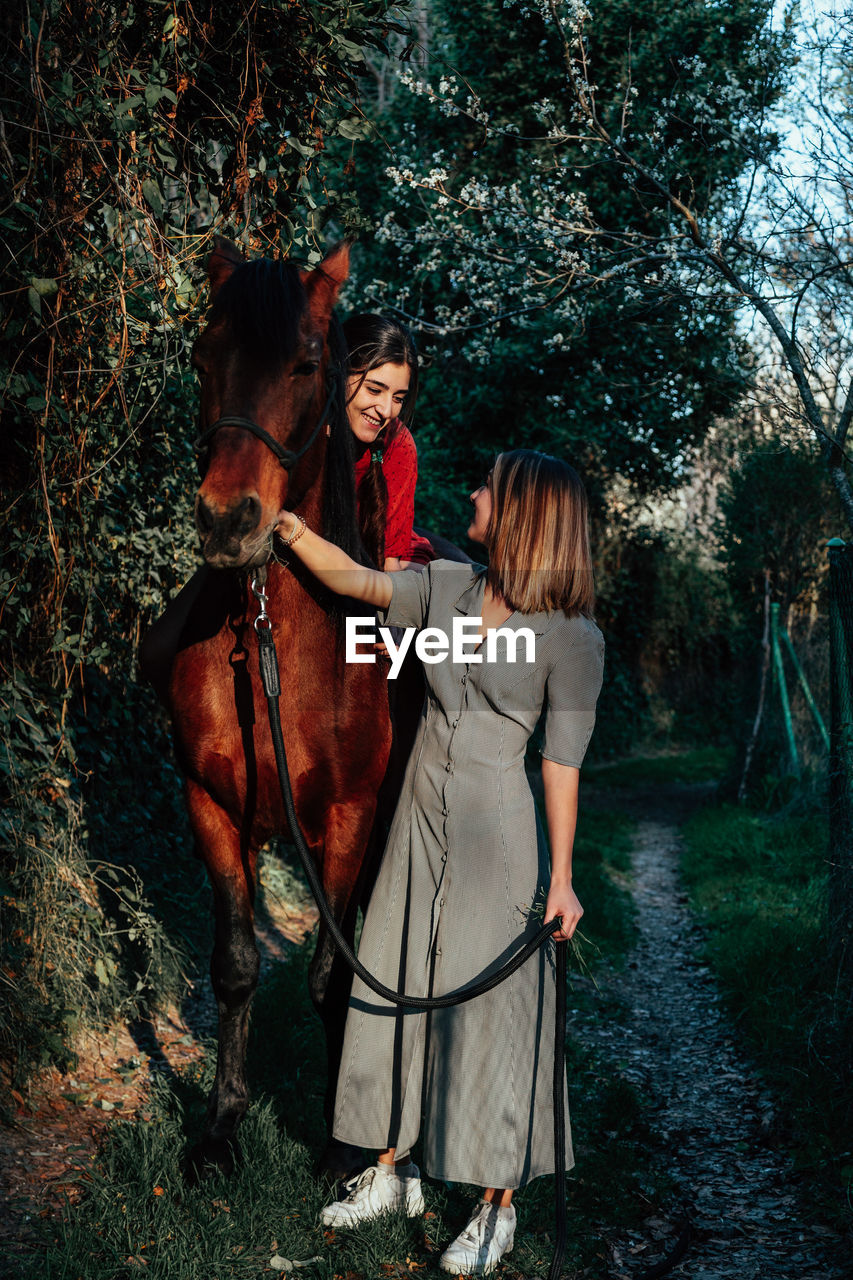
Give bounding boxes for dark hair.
[342,314,419,565]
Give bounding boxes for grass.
[0,678,210,1085]
[20,985,673,1279]
[567,805,636,965]
[0,789,192,1083]
[12,802,682,1278]
[681,800,853,1222]
[585,744,734,788]
[17,1015,673,1280]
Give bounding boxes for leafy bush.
[0,0,408,1079]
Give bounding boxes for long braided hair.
[342,314,419,566]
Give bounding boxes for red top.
[353,421,434,565]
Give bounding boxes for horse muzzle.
[195,491,271,569]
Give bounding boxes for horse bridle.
[194,383,336,475]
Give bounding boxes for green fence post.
[779,628,830,751]
[771,602,800,778]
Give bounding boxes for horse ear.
[208,236,245,299]
[303,244,350,318]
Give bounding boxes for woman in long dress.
[276,449,604,1275]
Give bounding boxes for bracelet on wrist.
[282,513,307,547]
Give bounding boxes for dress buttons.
[461,674,467,684]
[442,807,448,816]
[452,719,459,727]
[441,853,447,862]
[445,762,452,772]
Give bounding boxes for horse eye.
[292,360,320,377]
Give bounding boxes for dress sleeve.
[541,622,605,768]
[381,425,418,561]
[378,558,434,629]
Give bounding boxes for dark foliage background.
[0,0,406,1075]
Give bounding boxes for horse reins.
[250,573,690,1280]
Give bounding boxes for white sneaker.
[320,1162,425,1228]
[439,1199,516,1275]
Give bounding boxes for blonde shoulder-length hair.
[484,450,595,617]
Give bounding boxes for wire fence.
[828,539,853,974]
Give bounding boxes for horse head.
[192,237,350,570]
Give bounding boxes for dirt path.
[574,795,846,1279]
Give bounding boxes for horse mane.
[210,259,369,568]
[210,257,306,368]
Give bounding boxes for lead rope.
[253,595,688,1279]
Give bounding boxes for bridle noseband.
[194,384,336,475]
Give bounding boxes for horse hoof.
[316,1140,364,1185]
[185,1135,240,1183]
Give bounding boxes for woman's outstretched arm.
[275,511,392,608]
[542,759,584,942]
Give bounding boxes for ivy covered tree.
[1,0,404,689]
[0,0,408,1073]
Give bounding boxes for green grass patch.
[19,938,674,1280]
[1,676,211,1085]
[0,789,194,1083]
[681,802,853,1220]
[569,805,636,965]
[585,745,733,788]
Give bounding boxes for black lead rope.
[551,923,568,1280]
[256,622,687,1279]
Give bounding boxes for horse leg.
[307,802,380,1182]
[186,781,260,1177]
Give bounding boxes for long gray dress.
[333,561,604,1189]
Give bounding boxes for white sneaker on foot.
[320,1162,425,1228]
[439,1199,516,1275]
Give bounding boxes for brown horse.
[163,237,392,1177]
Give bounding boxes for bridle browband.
[194,383,336,474]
